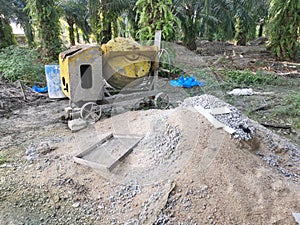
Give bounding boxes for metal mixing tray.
[74,133,143,172]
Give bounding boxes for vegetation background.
[0,0,299,67]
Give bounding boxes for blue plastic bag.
[170,75,206,88]
[32,85,48,93]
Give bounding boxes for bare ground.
[0,42,300,225]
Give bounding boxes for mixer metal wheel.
[154,92,170,109]
[80,102,102,123]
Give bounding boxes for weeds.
[0,46,45,83]
[272,92,300,128]
[223,69,291,87]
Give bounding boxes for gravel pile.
[138,120,182,166]
[181,94,255,140]
[112,116,183,184]
[154,184,210,224]
[108,180,141,208]
[255,125,300,181]
[0,175,96,225]
[182,94,300,181]
[103,180,142,224]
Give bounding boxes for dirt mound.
[1,93,299,224]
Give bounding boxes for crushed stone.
[181,94,255,140]
[138,120,182,167]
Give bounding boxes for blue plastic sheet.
[170,75,206,88]
[31,85,48,93]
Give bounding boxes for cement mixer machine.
[59,34,170,123]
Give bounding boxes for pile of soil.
[0,92,299,224]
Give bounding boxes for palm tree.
[98,0,135,43]
[173,0,213,50]
[135,0,178,41]
[232,0,269,45]
[173,0,201,50]
[88,0,100,42]
[0,16,17,48]
[26,0,63,60]
[268,0,299,60]
[59,0,91,46]
[0,0,34,46]
[201,0,270,45]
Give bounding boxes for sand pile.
[1,94,299,224]
[75,94,300,224]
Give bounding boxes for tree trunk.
[258,19,264,37]
[204,0,213,41]
[22,19,35,47]
[236,34,247,46]
[88,0,100,42]
[67,18,75,46]
[32,0,62,61]
[75,26,80,44]
[235,17,247,46]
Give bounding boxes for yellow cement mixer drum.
[101,37,158,89]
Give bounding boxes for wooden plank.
[194,105,236,134]
[18,80,27,100]
[209,107,231,115]
[154,30,161,84]
[223,125,236,134]
[260,122,292,129]
[194,105,224,129]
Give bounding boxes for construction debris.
[68,118,88,131]
[0,79,48,117]
[227,88,254,96]
[227,88,274,96]
[194,104,236,134]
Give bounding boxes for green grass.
[165,64,300,144]
[222,69,292,88]
[272,92,300,128]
